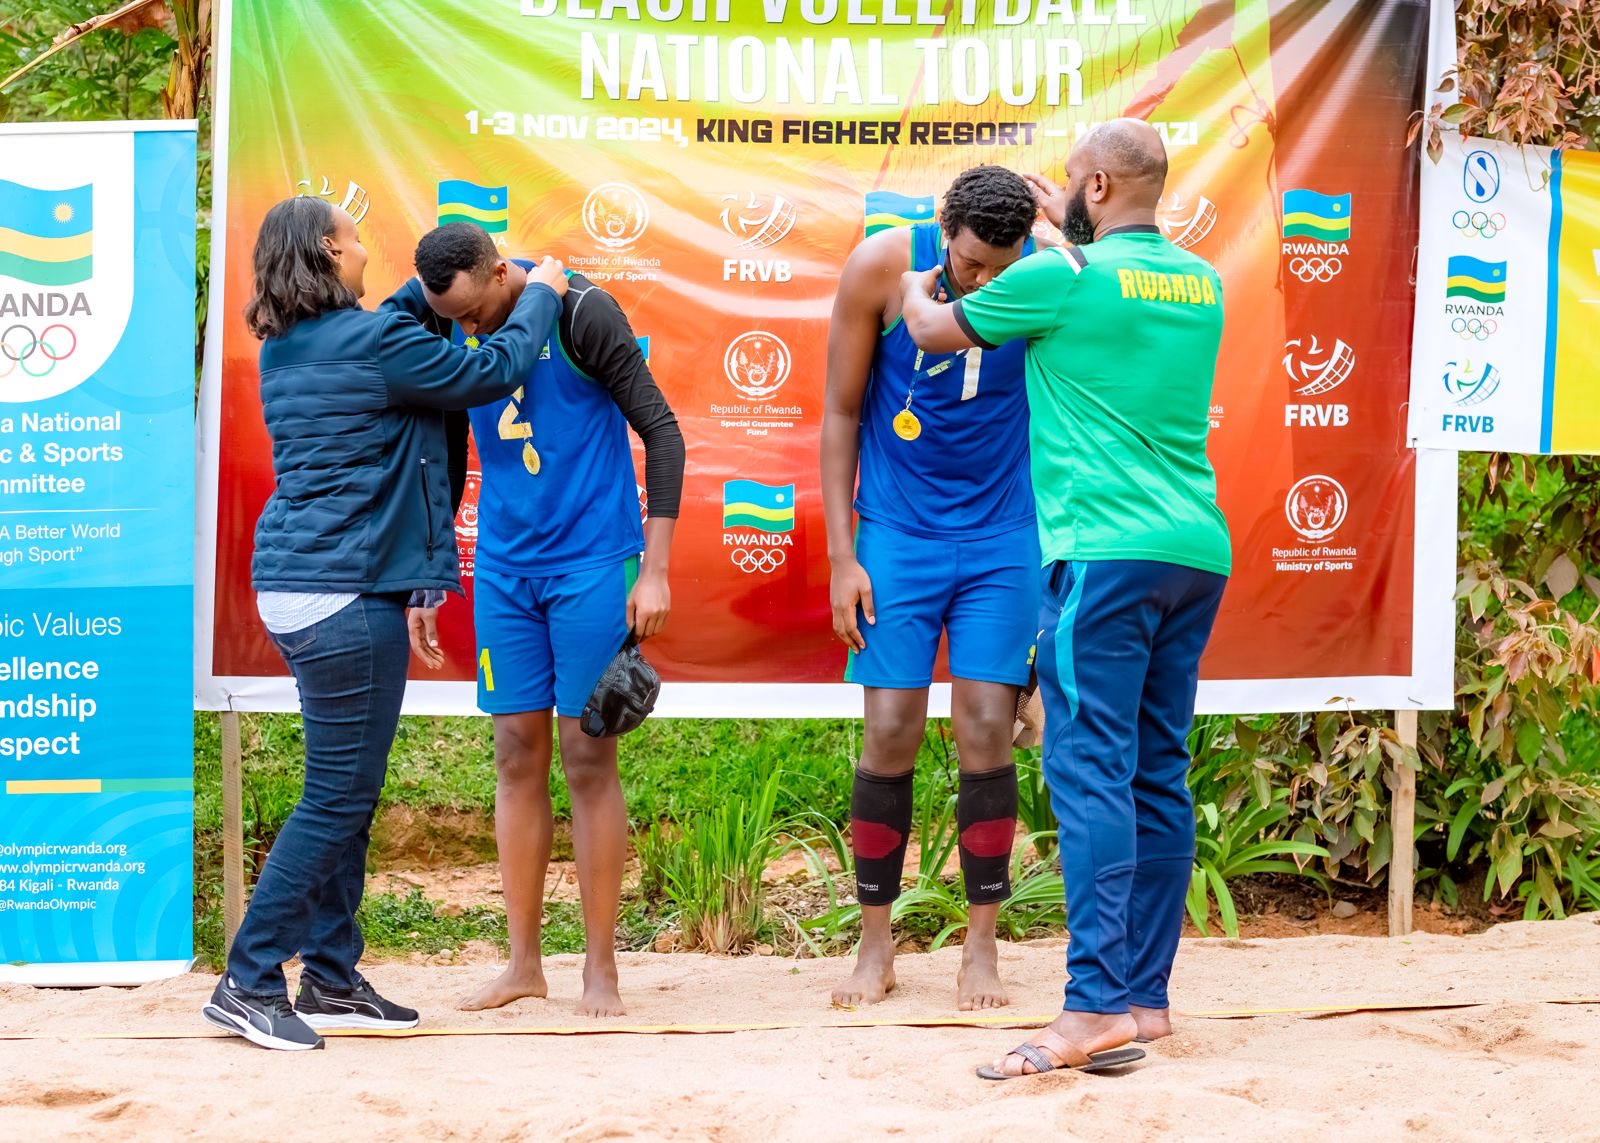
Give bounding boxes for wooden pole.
[220,710,245,953]
[1388,709,1419,937]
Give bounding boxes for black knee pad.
[850,768,914,906]
[958,764,1018,905]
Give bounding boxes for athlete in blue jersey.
[400,223,684,1017]
[821,167,1044,1010]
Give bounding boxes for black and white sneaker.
[294,975,420,1030]
[201,976,325,1051]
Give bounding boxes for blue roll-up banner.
[0,122,197,985]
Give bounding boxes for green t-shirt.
[953,226,1232,576]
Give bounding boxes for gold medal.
[522,441,541,475]
[893,409,922,441]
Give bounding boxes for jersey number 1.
[961,347,983,401]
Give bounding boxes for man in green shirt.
[901,119,1231,1080]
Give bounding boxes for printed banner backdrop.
[0,123,196,985]
[198,0,1456,716]
[1409,134,1600,453]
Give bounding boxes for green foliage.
[1422,0,1600,155]
[354,891,661,957]
[1014,751,1057,859]
[357,890,509,956]
[635,771,787,953]
[1,3,172,123]
[3,3,214,383]
[1187,790,1328,938]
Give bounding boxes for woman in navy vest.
[201,196,567,1051]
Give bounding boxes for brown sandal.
[976,1039,1145,1080]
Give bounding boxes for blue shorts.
[845,518,1040,689]
[474,558,638,717]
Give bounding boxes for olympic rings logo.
[1452,210,1506,239]
[0,323,77,379]
[730,547,786,574]
[1289,257,1342,283]
[1450,317,1498,342]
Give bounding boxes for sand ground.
[1,917,1597,1141]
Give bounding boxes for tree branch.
[0,0,171,94]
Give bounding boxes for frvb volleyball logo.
[720,192,796,251]
[1282,336,1356,396]
[1158,192,1217,250]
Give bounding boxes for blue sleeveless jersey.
[854,223,1034,540]
[465,267,643,577]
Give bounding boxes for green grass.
[191,712,963,967]
[357,890,509,955]
[192,712,983,859]
[195,712,896,836]
[353,891,663,957]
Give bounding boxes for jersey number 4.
[498,386,541,475]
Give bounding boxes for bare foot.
[1130,1004,1172,1041]
[956,937,1009,1011]
[983,1010,1139,1077]
[831,936,896,1007]
[576,963,625,1018]
[458,965,547,1012]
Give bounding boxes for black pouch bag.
[579,634,661,738]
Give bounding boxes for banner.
[199,0,1455,716]
[1408,134,1600,453]
[0,123,196,985]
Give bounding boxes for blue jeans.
[1037,559,1227,1014]
[226,594,409,997]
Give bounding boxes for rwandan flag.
[1282,188,1351,242]
[437,180,508,234]
[0,179,93,286]
[864,190,935,237]
[723,479,794,533]
[1446,255,1507,303]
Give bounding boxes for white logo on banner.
[1282,336,1356,395]
[729,546,787,574]
[0,134,134,404]
[1158,193,1217,250]
[456,469,482,542]
[719,193,796,250]
[724,331,792,400]
[295,174,371,225]
[1285,475,1349,543]
[582,183,649,250]
[1288,256,1343,283]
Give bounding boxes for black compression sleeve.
[563,277,685,519]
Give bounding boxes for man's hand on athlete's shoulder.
[527,255,569,298]
[830,555,875,652]
[628,566,671,640]
[899,264,944,311]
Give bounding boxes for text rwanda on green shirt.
[952,229,1232,577]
